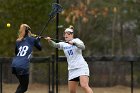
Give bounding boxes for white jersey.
[58,38,88,70]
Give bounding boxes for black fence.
[0,56,140,93]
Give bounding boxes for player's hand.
[66,41,74,45]
[44,37,51,41]
[36,36,42,41]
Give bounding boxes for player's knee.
[80,83,89,89]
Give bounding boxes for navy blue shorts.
[12,67,29,75]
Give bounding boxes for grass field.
[2,83,140,93]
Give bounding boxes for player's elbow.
[36,45,42,51]
[81,45,85,50]
[38,47,42,51]
[76,43,85,50]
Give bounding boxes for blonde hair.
[17,24,31,41]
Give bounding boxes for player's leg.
[80,75,93,93]
[68,78,79,93]
[15,74,29,93]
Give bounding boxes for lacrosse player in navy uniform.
[11,24,42,93]
[45,25,93,93]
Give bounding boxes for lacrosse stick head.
[49,3,63,17]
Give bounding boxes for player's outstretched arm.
[45,37,60,48]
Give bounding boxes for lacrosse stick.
[38,3,63,36]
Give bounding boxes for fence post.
[0,62,2,93]
[52,54,55,93]
[48,54,55,93]
[55,0,59,93]
[130,61,134,93]
[48,56,51,93]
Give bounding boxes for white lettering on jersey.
[17,46,29,56]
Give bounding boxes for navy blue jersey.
[11,36,41,70]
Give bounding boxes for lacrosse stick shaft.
[31,33,64,42]
[38,16,54,36]
[38,3,63,36]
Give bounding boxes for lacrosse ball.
[7,23,11,27]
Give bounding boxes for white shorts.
[68,67,89,80]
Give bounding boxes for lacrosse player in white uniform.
[45,25,93,93]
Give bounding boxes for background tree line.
[0,0,140,57]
